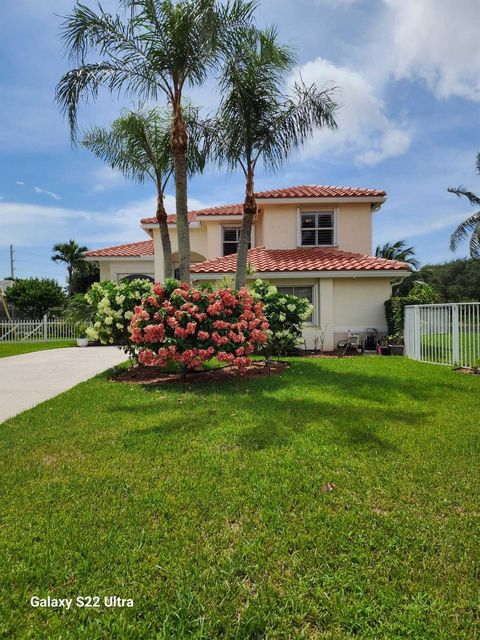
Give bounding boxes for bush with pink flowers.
[129,279,269,373]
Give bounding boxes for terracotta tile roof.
[140,185,385,224]
[85,240,154,258]
[141,205,242,225]
[255,185,386,199]
[190,247,409,274]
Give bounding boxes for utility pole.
[9,244,15,279]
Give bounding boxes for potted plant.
[378,335,391,355]
[388,333,404,356]
[76,322,89,347]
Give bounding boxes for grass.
[0,357,479,639]
[422,332,480,366]
[0,340,77,359]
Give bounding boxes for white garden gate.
[404,302,480,367]
[0,315,79,342]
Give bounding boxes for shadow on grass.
[113,360,431,454]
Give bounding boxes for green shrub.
[250,279,313,357]
[385,282,440,334]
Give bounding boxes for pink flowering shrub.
[129,280,269,371]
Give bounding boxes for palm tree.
[213,27,338,288]
[448,152,480,257]
[375,240,419,269]
[82,107,206,279]
[51,240,88,296]
[56,0,256,282]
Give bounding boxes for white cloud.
[34,186,61,201]
[384,0,480,101]
[0,194,212,248]
[90,166,126,194]
[16,181,24,185]
[292,57,412,165]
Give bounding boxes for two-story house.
[85,184,410,350]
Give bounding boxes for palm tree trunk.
[235,166,256,289]
[171,95,190,282]
[155,189,173,280]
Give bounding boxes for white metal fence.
[405,303,480,367]
[0,315,79,342]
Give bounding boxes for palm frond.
[447,185,480,208]
[449,211,480,252]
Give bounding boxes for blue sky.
[1,0,479,283]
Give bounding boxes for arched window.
[119,274,154,283]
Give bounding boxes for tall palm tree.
[213,27,338,288]
[448,152,480,257]
[375,240,419,269]
[82,106,206,279]
[51,240,88,296]
[56,0,256,282]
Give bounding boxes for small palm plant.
[51,240,88,296]
[448,152,480,257]
[82,107,206,279]
[56,0,256,281]
[212,26,338,288]
[375,240,419,269]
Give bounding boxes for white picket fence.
[0,315,79,342]
[405,302,480,367]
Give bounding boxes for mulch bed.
[110,360,289,385]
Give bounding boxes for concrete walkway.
[0,347,126,424]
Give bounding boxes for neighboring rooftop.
[140,184,386,225]
[85,240,154,258]
[190,247,409,274]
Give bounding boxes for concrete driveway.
[0,346,127,424]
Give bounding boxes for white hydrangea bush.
[84,279,153,351]
[250,279,313,356]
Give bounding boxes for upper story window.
[222,226,252,256]
[299,210,336,247]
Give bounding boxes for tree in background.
[375,240,419,270]
[51,240,88,296]
[82,107,207,279]
[448,152,480,257]
[56,0,256,282]
[71,261,100,294]
[399,258,480,301]
[213,27,338,288]
[5,279,66,319]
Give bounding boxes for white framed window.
[222,226,254,256]
[297,209,337,247]
[276,285,316,324]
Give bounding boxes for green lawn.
[0,357,479,639]
[422,332,480,367]
[0,340,77,359]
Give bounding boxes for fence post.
[452,304,460,365]
[43,314,48,341]
[414,306,421,361]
